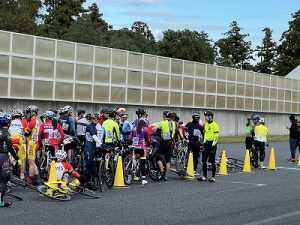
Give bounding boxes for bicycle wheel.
[10,176,37,191]
[148,153,166,182]
[123,155,134,185]
[37,185,71,201]
[68,185,100,198]
[227,158,244,170]
[38,156,48,181]
[98,160,105,192]
[104,159,114,188]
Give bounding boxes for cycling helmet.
[136,108,146,115]
[204,110,214,117]
[0,112,9,126]
[251,114,261,121]
[93,112,100,118]
[45,111,55,119]
[25,105,39,115]
[163,110,171,118]
[63,106,73,114]
[290,114,295,121]
[108,109,116,118]
[77,108,86,116]
[50,109,58,115]
[56,150,67,161]
[89,113,99,119]
[192,112,200,120]
[259,118,265,124]
[100,107,109,114]
[11,108,23,117]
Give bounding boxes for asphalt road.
[2,142,300,225]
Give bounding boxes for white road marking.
[216,181,266,194]
[243,210,300,225]
[277,166,300,171]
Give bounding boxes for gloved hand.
[96,142,102,148]
[212,141,217,146]
[24,132,30,137]
[17,159,22,166]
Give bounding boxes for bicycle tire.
[104,159,114,188]
[98,160,105,192]
[227,158,244,170]
[37,185,71,201]
[123,155,134,185]
[10,176,37,191]
[148,153,166,182]
[68,186,100,198]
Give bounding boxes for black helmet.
[192,112,200,120]
[100,107,109,114]
[136,108,146,115]
[77,108,85,116]
[163,110,171,118]
[50,109,58,115]
[204,110,214,117]
[108,109,116,118]
[290,114,295,121]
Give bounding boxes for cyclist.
[254,118,268,169]
[156,110,176,180]
[245,118,254,152]
[198,110,219,182]
[8,109,27,179]
[38,111,64,157]
[287,114,298,163]
[0,112,21,207]
[23,105,40,185]
[98,108,109,125]
[102,109,121,147]
[59,106,75,162]
[84,113,103,184]
[76,109,89,148]
[131,118,150,185]
[133,108,147,127]
[120,113,131,142]
[52,150,87,187]
[185,112,204,175]
[116,107,126,125]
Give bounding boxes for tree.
[86,3,112,31]
[215,21,254,69]
[255,27,277,74]
[275,9,300,76]
[131,21,155,42]
[0,0,41,35]
[42,0,86,38]
[157,29,215,64]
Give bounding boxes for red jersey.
[38,119,64,147]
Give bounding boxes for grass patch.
[219,135,289,144]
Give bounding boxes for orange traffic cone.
[217,150,228,176]
[184,152,195,180]
[113,156,128,188]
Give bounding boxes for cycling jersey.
[9,118,26,160]
[76,117,89,136]
[38,119,64,148]
[158,119,175,140]
[245,125,254,137]
[96,123,105,143]
[85,123,97,144]
[52,161,80,180]
[254,124,268,142]
[185,121,204,142]
[102,119,120,144]
[23,116,39,160]
[121,120,131,141]
[203,121,219,143]
[131,126,150,147]
[59,115,75,136]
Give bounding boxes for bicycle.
[37,140,56,181]
[123,145,166,184]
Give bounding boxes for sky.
[84,0,299,48]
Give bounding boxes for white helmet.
[259,118,265,124]
[56,150,67,160]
